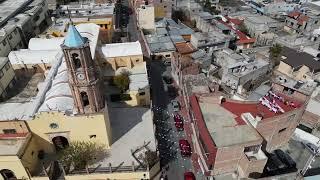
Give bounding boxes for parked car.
[184,172,196,180]
[128,7,133,15]
[162,76,173,84]
[303,142,320,154]
[174,114,184,131]
[164,60,171,66]
[171,100,180,112]
[267,153,286,171]
[168,85,177,98]
[179,139,191,157]
[274,149,296,168]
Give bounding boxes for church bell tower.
[61,25,104,114]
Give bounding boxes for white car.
[171,100,180,112]
[304,142,320,154]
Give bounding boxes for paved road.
[149,60,194,179]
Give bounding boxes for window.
[139,91,145,96]
[164,5,167,8]
[71,53,82,69]
[13,29,17,35]
[2,40,7,46]
[81,92,89,106]
[3,129,16,134]
[278,128,287,133]
[135,59,140,62]
[89,135,96,138]
[8,34,12,40]
[165,54,170,57]
[49,123,59,129]
[0,70,3,79]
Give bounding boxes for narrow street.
[148,60,194,179]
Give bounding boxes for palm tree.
[269,44,282,68]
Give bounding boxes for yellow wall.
[0,121,28,133]
[126,88,150,106]
[27,111,112,154]
[277,61,293,77]
[0,156,30,180]
[12,63,50,74]
[103,55,144,71]
[21,135,41,174]
[295,65,311,81]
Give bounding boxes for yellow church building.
[0,23,158,180]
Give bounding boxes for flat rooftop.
[5,73,44,103]
[0,133,30,156]
[96,107,156,167]
[273,73,317,96]
[0,0,31,27]
[198,100,261,147]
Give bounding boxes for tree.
[113,70,131,93]
[58,141,108,173]
[238,23,249,35]
[269,44,282,67]
[142,150,159,167]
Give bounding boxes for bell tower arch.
[61,25,104,114]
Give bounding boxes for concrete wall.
[137,5,155,30]
[0,26,25,57]
[0,60,16,99]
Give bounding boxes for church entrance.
[52,136,69,151]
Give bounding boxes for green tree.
[113,70,131,93]
[269,44,283,67]
[58,141,108,173]
[238,23,249,35]
[142,150,159,167]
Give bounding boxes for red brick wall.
[256,107,304,152]
[301,111,320,129]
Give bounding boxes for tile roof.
[280,46,320,72]
[175,42,196,55]
[63,25,86,47]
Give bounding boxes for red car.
[174,114,184,131]
[184,172,196,180]
[179,139,191,157]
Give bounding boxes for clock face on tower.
[77,73,85,81]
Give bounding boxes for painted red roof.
[218,20,255,45]
[288,11,301,18]
[0,133,28,138]
[288,11,309,25]
[225,16,243,26]
[190,95,217,166]
[221,93,301,121]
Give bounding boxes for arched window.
[72,53,81,69]
[80,92,89,106]
[0,169,17,180]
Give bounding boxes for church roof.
[63,24,86,47]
